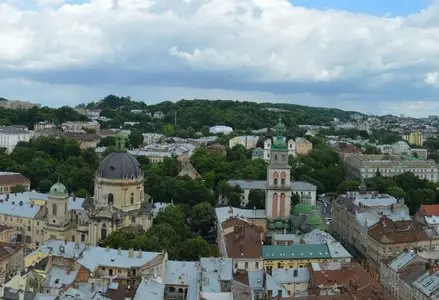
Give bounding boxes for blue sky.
[290,0,431,16]
[1,0,439,116]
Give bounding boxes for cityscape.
[3,1,439,300]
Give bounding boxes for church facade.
[0,134,156,250]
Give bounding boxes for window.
[277,262,282,268]
[293,269,298,277]
[108,193,114,206]
[27,226,31,232]
[52,204,57,216]
[234,262,238,269]
[274,178,278,185]
[37,222,39,226]
[130,193,134,205]
[282,155,285,161]
[109,269,113,276]
[81,233,85,242]
[275,154,278,161]
[255,262,259,269]
[245,262,248,269]
[35,242,39,247]
[101,224,107,240]
[281,178,285,186]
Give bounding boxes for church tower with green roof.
[265,117,292,219]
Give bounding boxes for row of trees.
[0,137,98,196]
[103,203,217,260]
[337,172,438,214]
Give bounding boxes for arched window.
[169,287,175,293]
[130,193,134,205]
[274,154,278,161]
[81,233,85,242]
[108,193,114,206]
[178,288,184,293]
[274,178,278,185]
[272,193,278,218]
[281,178,285,186]
[52,204,57,216]
[101,224,107,240]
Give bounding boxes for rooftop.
[0,172,30,186]
[215,207,266,226]
[200,257,233,293]
[163,260,199,300]
[223,221,262,259]
[262,243,331,260]
[37,240,162,272]
[368,218,430,245]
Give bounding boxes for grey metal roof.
[43,267,78,289]
[38,240,161,272]
[388,250,417,272]
[97,151,142,180]
[164,261,200,300]
[272,268,310,283]
[215,207,266,225]
[227,180,317,192]
[134,278,164,300]
[200,258,233,293]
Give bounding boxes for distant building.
[206,144,227,156]
[345,154,437,182]
[403,131,424,146]
[61,121,100,133]
[62,132,101,149]
[0,100,40,110]
[152,111,165,119]
[251,147,264,160]
[0,242,24,284]
[128,143,195,163]
[263,136,312,161]
[142,133,164,146]
[209,125,233,135]
[0,172,30,194]
[0,126,35,153]
[229,136,259,149]
[33,121,55,132]
[177,161,201,179]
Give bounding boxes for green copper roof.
[272,117,288,150]
[274,221,285,229]
[115,133,129,152]
[307,215,323,226]
[49,182,68,197]
[262,243,331,260]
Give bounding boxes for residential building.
[33,121,55,132]
[177,161,201,179]
[225,179,317,207]
[0,100,40,110]
[61,121,100,133]
[142,133,164,145]
[331,183,411,279]
[128,143,195,163]
[209,125,233,135]
[295,138,313,155]
[404,131,424,146]
[61,132,101,149]
[206,144,227,156]
[0,242,24,284]
[229,136,259,149]
[0,126,35,153]
[0,172,30,194]
[152,111,165,119]
[0,226,16,243]
[416,204,439,231]
[345,154,437,182]
[218,218,263,272]
[251,147,264,160]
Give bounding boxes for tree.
[129,130,144,148]
[246,189,265,209]
[179,237,211,261]
[10,185,25,193]
[336,179,360,194]
[386,186,406,200]
[291,193,301,207]
[162,123,175,136]
[190,202,215,236]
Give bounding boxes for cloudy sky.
[1,0,439,116]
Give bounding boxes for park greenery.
[337,171,438,214]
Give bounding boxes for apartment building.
[229,135,259,149]
[345,154,437,182]
[331,184,411,279]
[0,242,24,284]
[0,172,30,194]
[0,100,40,110]
[0,126,35,153]
[403,131,424,146]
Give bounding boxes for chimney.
[118,248,122,255]
[19,201,23,206]
[267,290,273,299]
[138,249,142,258]
[18,289,24,300]
[277,290,282,300]
[129,248,134,258]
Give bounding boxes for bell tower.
[265,117,292,219]
[46,180,70,228]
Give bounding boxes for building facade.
[0,126,35,153]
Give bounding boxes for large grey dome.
[97,152,142,180]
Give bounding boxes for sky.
[1,0,439,116]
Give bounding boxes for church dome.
[49,182,68,197]
[97,152,142,180]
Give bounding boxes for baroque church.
[43,134,154,246]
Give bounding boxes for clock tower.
[265,118,292,219]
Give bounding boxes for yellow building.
[404,131,424,146]
[263,244,331,271]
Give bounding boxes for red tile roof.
[0,173,30,186]
[419,204,439,216]
[223,220,262,259]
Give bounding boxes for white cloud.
[1,0,439,115]
[425,72,439,86]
